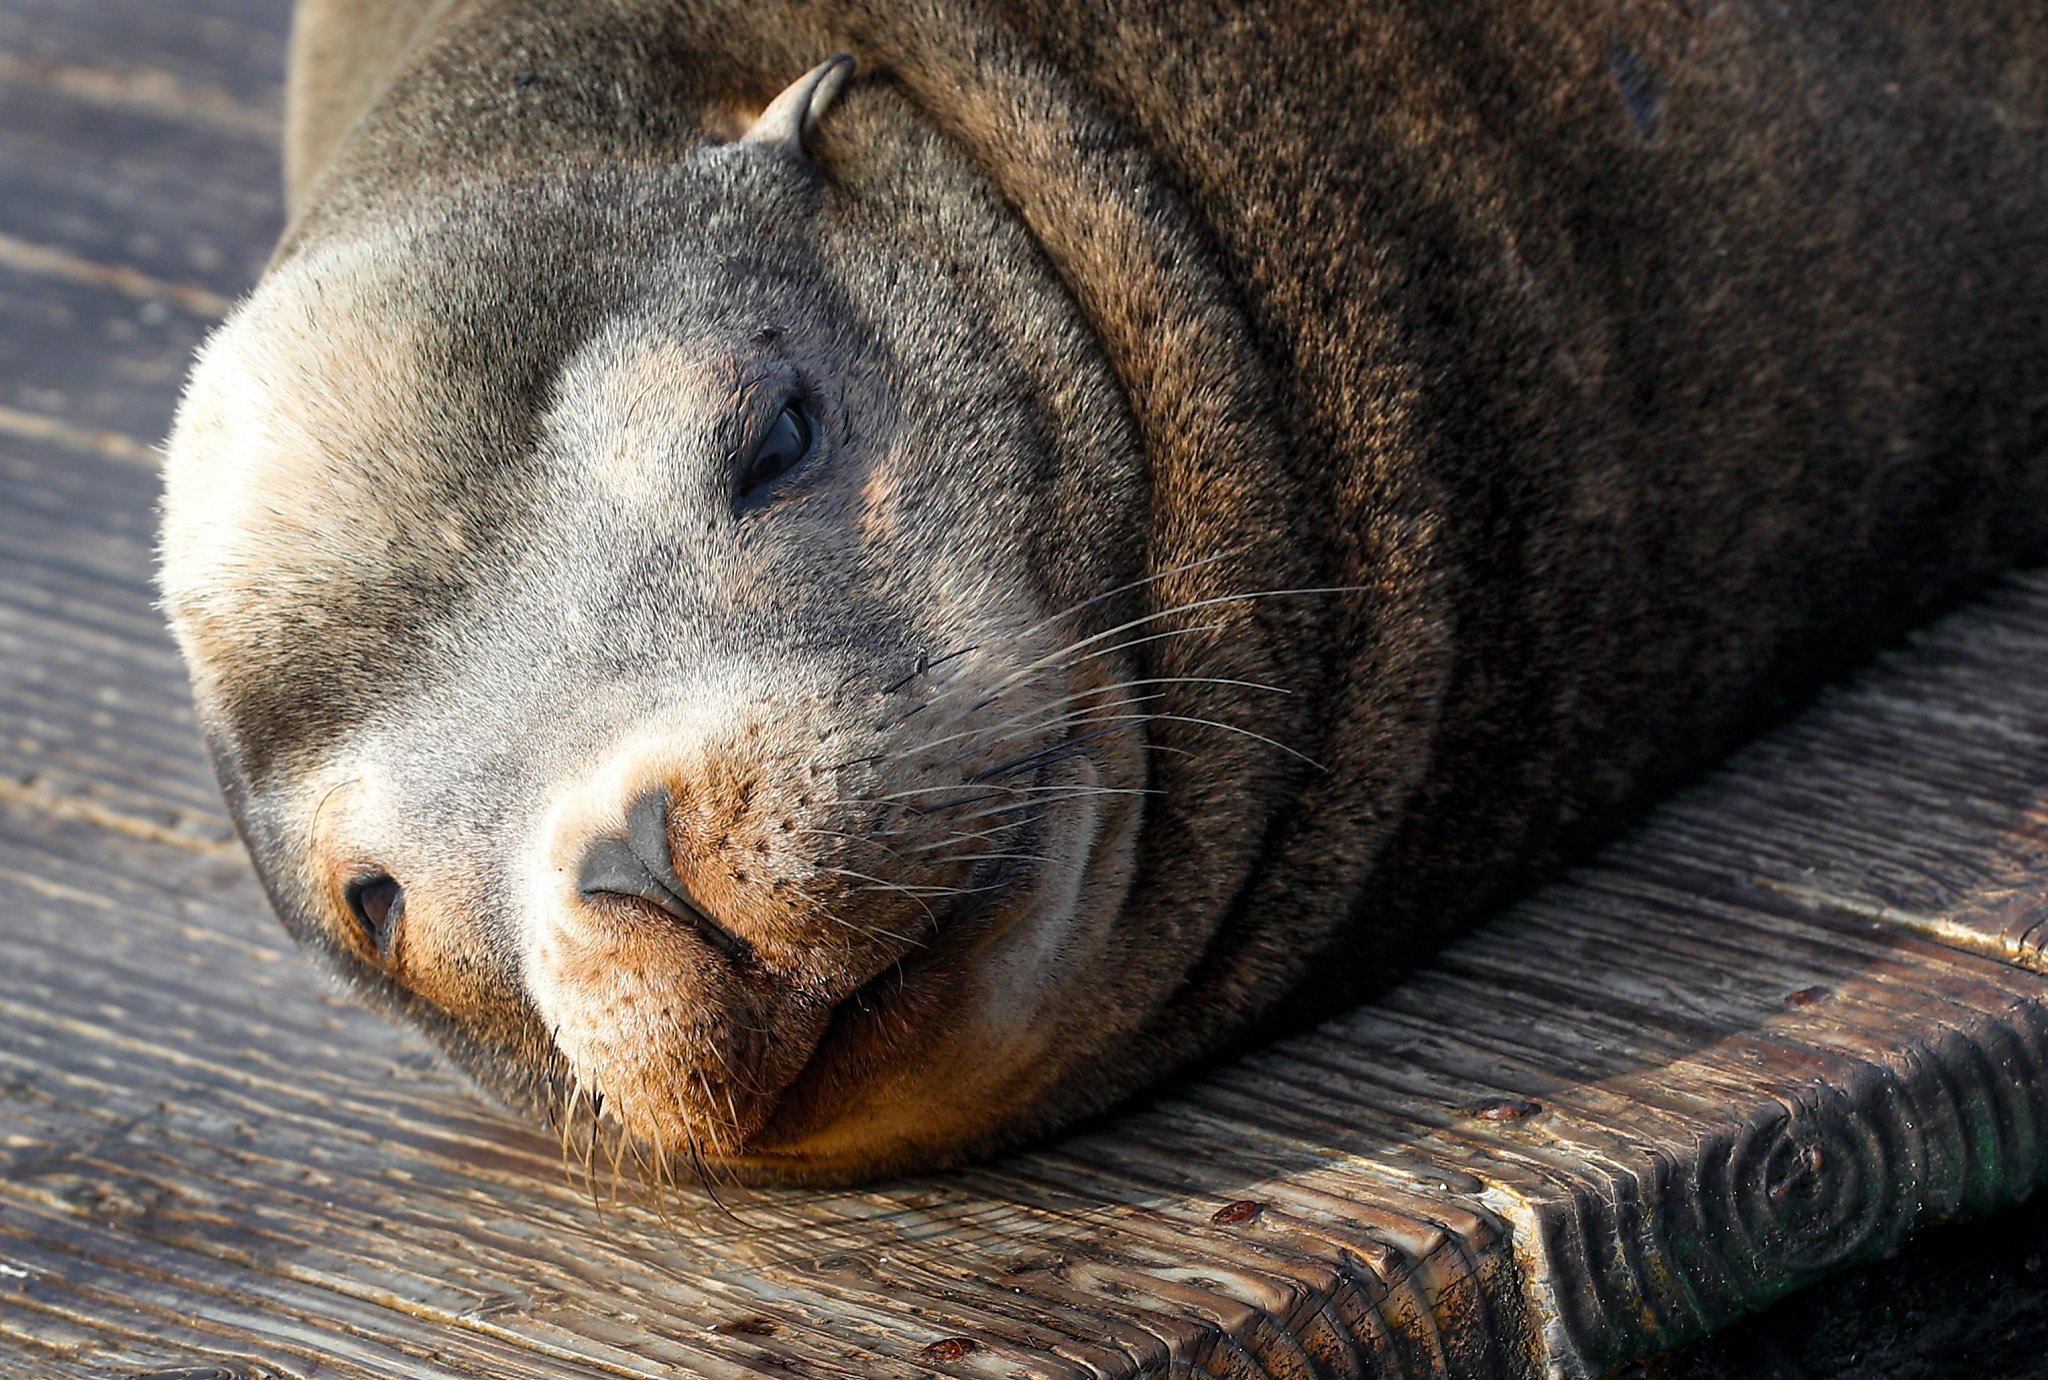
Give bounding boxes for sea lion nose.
[576,788,749,961]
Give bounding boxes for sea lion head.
[159,57,1193,1181]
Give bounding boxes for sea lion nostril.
[577,789,749,961]
[343,873,404,957]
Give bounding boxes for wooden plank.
[0,265,226,450]
[0,0,284,315]
[8,724,2048,1378]
[0,0,283,853]
[0,431,234,845]
[0,0,286,135]
[0,1195,612,1380]
[1597,572,2048,972]
[0,75,279,307]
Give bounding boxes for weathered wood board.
[5,3,2048,1377]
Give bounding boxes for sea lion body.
[160,0,2048,1180]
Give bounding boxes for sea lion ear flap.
[742,54,856,157]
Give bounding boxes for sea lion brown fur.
[160,0,2048,1182]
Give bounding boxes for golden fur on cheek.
[294,768,497,1029]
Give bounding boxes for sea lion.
[159,0,2048,1183]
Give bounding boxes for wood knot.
[1723,1091,1888,1276]
[1210,1199,1262,1225]
[712,1316,780,1336]
[1472,1097,1542,1122]
[1785,985,1831,1007]
[1768,1144,1826,1202]
[999,1251,1067,1277]
[921,1336,978,1363]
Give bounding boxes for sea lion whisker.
[913,586,1361,735]
[911,621,1230,741]
[1086,672,1295,697]
[880,642,980,695]
[911,789,1010,813]
[821,865,968,897]
[971,549,1243,659]
[573,1086,598,1187]
[937,799,1056,827]
[940,779,1155,800]
[1000,672,1295,716]
[303,775,362,863]
[580,1085,606,1221]
[971,702,1323,780]
[851,881,1004,900]
[552,1079,578,1195]
[902,850,1044,868]
[1057,622,1229,669]
[811,900,917,945]
[793,826,913,860]
[912,660,1072,741]
[816,863,943,889]
[890,695,1115,761]
[653,1125,680,1209]
[896,826,1013,854]
[901,774,1151,817]
[937,785,1157,827]
[847,773,1081,806]
[893,683,1166,763]
[687,1077,749,1222]
[827,782,1037,803]
[633,1136,679,1242]
[1147,713,1327,769]
[825,752,889,771]
[605,1107,631,1211]
[1016,581,1366,672]
[898,550,1247,708]
[910,693,1176,774]
[966,719,1150,781]
[565,1077,584,1174]
[872,553,1241,728]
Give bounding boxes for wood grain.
[0,428,232,846]
[9,742,2048,1378]
[0,0,285,135]
[5,0,2048,1376]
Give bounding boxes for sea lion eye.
[345,873,404,955]
[737,401,812,500]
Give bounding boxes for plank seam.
[0,405,161,468]
[0,231,234,317]
[0,49,277,138]
[0,777,236,854]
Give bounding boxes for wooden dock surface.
[6,2,2048,1376]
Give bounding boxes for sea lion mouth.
[731,779,1089,1165]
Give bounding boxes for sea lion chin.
[161,0,2048,1183]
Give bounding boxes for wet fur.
[162,0,2048,1181]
